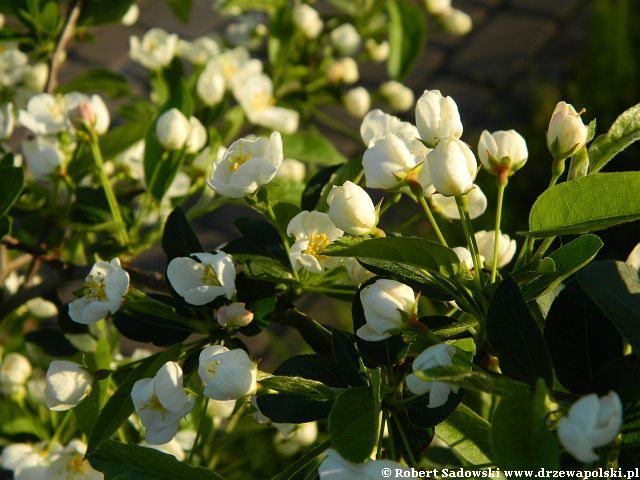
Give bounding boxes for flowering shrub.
[1,0,640,478]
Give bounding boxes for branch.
[46,0,83,94]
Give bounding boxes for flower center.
[303,233,330,258]
[251,91,275,112]
[147,394,165,412]
[67,454,90,474]
[83,274,107,301]
[227,144,251,172]
[200,264,221,286]
[206,360,221,379]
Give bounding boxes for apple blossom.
[276,158,306,182]
[207,398,237,422]
[363,133,428,191]
[275,422,318,456]
[343,87,371,118]
[330,24,361,55]
[626,242,640,271]
[356,279,416,341]
[442,9,473,35]
[0,45,27,87]
[0,442,52,479]
[292,4,323,39]
[474,230,516,268]
[198,345,257,400]
[287,211,344,274]
[155,108,190,150]
[428,137,477,196]
[144,438,186,461]
[318,449,409,480]
[208,131,283,198]
[557,392,623,463]
[216,47,260,84]
[547,101,588,160]
[430,184,487,220]
[121,4,139,25]
[68,258,130,325]
[424,0,452,15]
[186,115,207,153]
[328,57,359,85]
[46,439,102,479]
[477,129,528,176]
[44,360,93,411]
[18,93,68,135]
[22,62,49,92]
[327,181,378,235]
[132,361,194,445]
[167,252,235,305]
[197,60,225,106]
[217,302,254,328]
[177,37,219,65]
[365,39,389,62]
[22,137,65,181]
[360,109,420,148]
[0,352,32,396]
[342,257,374,285]
[380,81,414,112]
[68,94,110,135]
[405,343,459,407]
[415,89,463,147]
[0,103,14,140]
[129,28,178,70]
[453,246,476,270]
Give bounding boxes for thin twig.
[46,0,83,94]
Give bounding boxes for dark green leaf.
[332,330,366,386]
[162,207,203,261]
[0,215,11,237]
[79,0,135,25]
[301,164,341,211]
[592,355,640,406]
[25,328,78,356]
[58,68,131,98]
[285,309,333,356]
[0,165,24,216]
[164,0,193,22]
[387,0,426,80]
[259,375,338,401]
[281,131,347,166]
[315,158,363,212]
[589,102,640,173]
[435,404,492,466]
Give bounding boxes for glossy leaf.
[329,387,378,463]
[435,404,492,466]
[589,102,640,173]
[162,207,203,261]
[281,131,347,166]
[0,165,24,216]
[387,0,426,80]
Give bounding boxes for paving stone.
[71,23,148,71]
[510,0,582,19]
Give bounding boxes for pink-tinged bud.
[217,302,254,328]
[73,100,95,130]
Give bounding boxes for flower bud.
[292,4,323,39]
[186,115,206,153]
[405,344,459,407]
[424,0,451,15]
[365,39,389,62]
[0,103,14,141]
[557,392,623,463]
[363,134,418,190]
[121,4,139,25]
[441,9,472,35]
[330,24,361,56]
[217,303,254,328]
[477,129,528,177]
[380,81,414,112]
[427,137,477,196]
[44,360,92,411]
[474,230,516,268]
[22,62,48,92]
[198,345,257,400]
[197,61,225,106]
[0,353,32,396]
[156,108,190,150]
[327,181,378,235]
[356,279,416,341]
[626,242,640,271]
[343,87,371,118]
[547,101,588,160]
[319,450,409,480]
[71,100,95,130]
[452,246,475,270]
[415,90,463,147]
[276,158,306,183]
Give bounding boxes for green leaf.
[387,0,426,80]
[25,328,78,356]
[421,315,479,339]
[301,164,341,211]
[589,102,640,173]
[486,276,553,387]
[544,281,624,393]
[89,441,224,479]
[0,215,11,237]
[58,68,131,98]
[329,387,379,463]
[332,330,366,386]
[79,0,135,25]
[164,0,193,22]
[577,260,640,352]
[490,381,560,469]
[314,157,363,212]
[259,375,338,401]
[593,355,640,406]
[0,165,24,216]
[521,234,603,301]
[162,207,203,261]
[435,404,492,466]
[87,345,182,453]
[281,131,347,166]
[285,309,333,356]
[526,172,640,238]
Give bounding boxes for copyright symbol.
[382,467,392,478]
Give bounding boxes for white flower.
[292,4,323,39]
[365,39,389,62]
[121,4,139,25]
[131,361,195,445]
[129,28,178,70]
[144,438,186,460]
[557,392,623,463]
[441,9,473,35]
[405,343,459,407]
[47,439,102,480]
[626,242,640,271]
[216,47,259,85]
[167,252,235,305]
[3,272,57,317]
[380,81,414,113]
[287,211,343,274]
[474,230,516,268]
[0,352,32,396]
[68,258,130,325]
[197,60,225,106]
[430,184,487,220]
[198,345,257,400]
[18,93,68,135]
[318,449,409,480]
[186,115,206,153]
[0,442,51,480]
[68,94,110,135]
[363,133,426,191]
[207,398,237,420]
[327,181,378,235]
[22,136,65,181]
[275,422,318,456]
[415,90,463,147]
[0,103,14,140]
[452,246,477,270]
[276,158,306,182]
[547,101,588,160]
[424,0,452,15]
[342,257,374,285]
[330,24,361,55]
[428,137,477,196]
[44,361,92,411]
[360,109,420,148]
[477,129,528,175]
[156,108,190,150]
[232,72,299,133]
[356,279,416,341]
[22,62,49,92]
[177,37,219,64]
[115,140,145,181]
[208,131,283,198]
[0,45,27,87]
[217,303,254,328]
[343,87,371,118]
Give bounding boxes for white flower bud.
[474,230,516,268]
[430,184,487,220]
[121,4,139,25]
[343,87,371,118]
[197,61,225,106]
[415,90,463,147]
[156,108,190,150]
[330,24,361,56]
[129,28,178,70]
[22,62,49,92]
[428,137,477,196]
[478,129,528,176]
[547,101,588,160]
[363,134,419,190]
[327,181,378,235]
[626,242,640,271]
[441,9,472,36]
[356,279,416,341]
[365,39,389,62]
[424,0,451,14]
[0,103,15,140]
[0,353,32,396]
[167,252,236,305]
[44,361,92,411]
[186,115,206,153]
[68,94,110,135]
[360,109,420,148]
[380,81,414,112]
[198,345,257,400]
[292,4,323,39]
[275,422,318,456]
[276,158,306,183]
[287,211,343,274]
[557,392,623,463]
[177,37,219,65]
[217,303,254,328]
[405,344,459,407]
[452,246,477,270]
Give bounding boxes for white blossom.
[330,24,361,55]
[287,211,343,274]
[198,345,257,400]
[292,4,323,39]
[415,90,463,147]
[441,9,473,36]
[365,39,389,62]
[427,137,477,196]
[327,181,378,235]
[356,279,416,341]
[44,361,92,411]
[474,230,516,268]
[129,28,178,70]
[177,37,219,65]
[547,101,588,160]
[22,137,65,181]
[405,343,459,407]
[0,352,32,396]
[318,449,409,480]
[155,108,190,150]
[380,81,414,112]
[217,303,254,328]
[46,439,102,479]
[477,129,528,175]
[18,93,68,135]
[197,60,225,106]
[430,184,487,220]
[186,115,207,153]
[343,87,371,118]
[167,252,235,305]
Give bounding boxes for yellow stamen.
[227,143,252,172]
[303,233,330,258]
[83,274,107,301]
[200,264,221,286]
[251,91,275,112]
[68,454,90,474]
